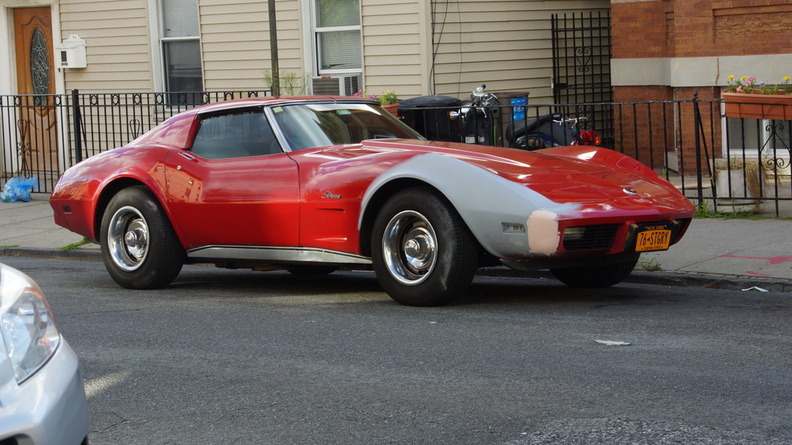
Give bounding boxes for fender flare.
[360,153,579,258]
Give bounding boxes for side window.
[190,111,282,159]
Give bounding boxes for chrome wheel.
[107,205,149,271]
[372,187,478,306]
[100,186,184,289]
[382,210,437,286]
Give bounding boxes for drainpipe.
[269,0,280,97]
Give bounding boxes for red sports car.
[50,97,695,306]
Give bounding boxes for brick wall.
[612,86,675,169]
[611,1,671,59]
[613,0,792,60]
[611,0,789,169]
[712,1,792,56]
[611,0,792,100]
[612,86,724,174]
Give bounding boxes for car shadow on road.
[163,264,651,308]
[457,274,650,307]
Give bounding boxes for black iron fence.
[1,90,790,216]
[400,94,791,216]
[1,90,269,192]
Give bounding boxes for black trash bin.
[398,95,462,142]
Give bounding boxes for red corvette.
[50,97,695,306]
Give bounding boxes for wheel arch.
[93,178,182,247]
[358,153,574,260]
[358,177,447,258]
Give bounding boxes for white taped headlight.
[0,264,61,384]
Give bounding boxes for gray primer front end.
[361,153,579,259]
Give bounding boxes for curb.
[2,248,790,293]
[0,247,102,261]
[477,267,792,293]
[627,271,792,293]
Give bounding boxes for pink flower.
[736,86,743,93]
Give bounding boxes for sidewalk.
[1,193,791,292]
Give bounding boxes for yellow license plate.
[636,229,672,252]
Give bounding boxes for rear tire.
[550,253,640,288]
[100,186,185,289]
[372,187,478,306]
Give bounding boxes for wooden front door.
[13,7,57,177]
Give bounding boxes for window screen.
[315,0,362,73]
[162,0,199,37]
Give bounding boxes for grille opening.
[673,218,692,243]
[563,224,619,251]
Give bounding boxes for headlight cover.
[0,264,61,384]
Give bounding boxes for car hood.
[329,139,690,212]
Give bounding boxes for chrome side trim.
[186,245,372,265]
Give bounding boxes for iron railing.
[1,90,270,191]
[1,90,790,216]
[400,94,791,216]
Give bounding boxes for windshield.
[269,103,424,151]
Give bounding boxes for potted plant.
[355,90,399,117]
[712,157,762,213]
[722,75,792,120]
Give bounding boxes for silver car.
[0,263,89,444]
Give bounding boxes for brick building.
[611,0,792,101]
[609,0,792,171]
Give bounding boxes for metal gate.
[551,11,613,138]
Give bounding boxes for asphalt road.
[4,256,791,444]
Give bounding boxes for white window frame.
[147,0,203,94]
[302,0,363,90]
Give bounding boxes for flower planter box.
[382,103,399,117]
[723,92,792,120]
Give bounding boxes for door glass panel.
[30,28,50,96]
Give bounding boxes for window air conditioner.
[312,75,361,96]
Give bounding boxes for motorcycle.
[449,85,613,150]
[449,85,500,146]
[506,113,612,150]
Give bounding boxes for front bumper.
[502,206,693,258]
[0,338,89,445]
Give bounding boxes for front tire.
[550,253,640,288]
[100,186,185,289]
[372,187,478,306]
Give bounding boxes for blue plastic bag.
[1,176,39,203]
